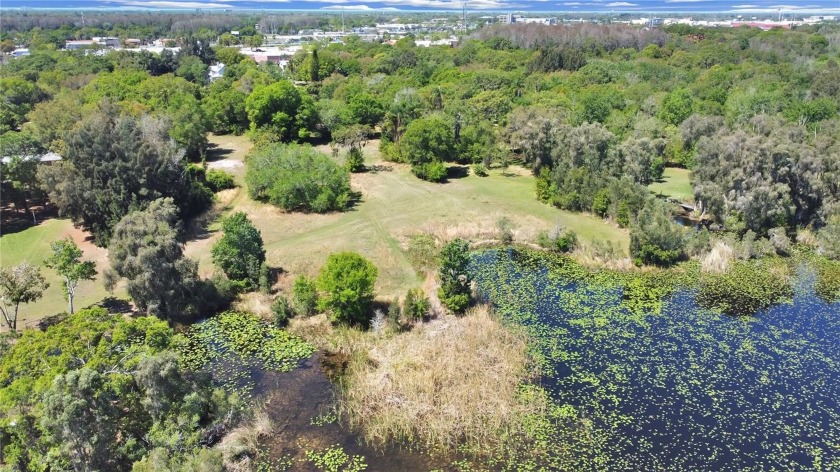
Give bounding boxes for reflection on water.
[471,249,840,471]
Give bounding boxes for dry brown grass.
[217,407,274,472]
[701,240,736,273]
[291,306,542,454]
[796,228,819,246]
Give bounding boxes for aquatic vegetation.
[304,445,367,472]
[178,311,315,399]
[696,259,793,316]
[470,248,840,470]
[814,259,840,303]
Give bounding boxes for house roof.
[1,152,63,165]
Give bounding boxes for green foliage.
[245,80,318,142]
[630,199,686,266]
[538,227,579,253]
[205,169,236,192]
[345,146,365,173]
[0,261,48,332]
[211,211,266,291]
[658,88,695,126]
[818,215,840,260]
[44,237,97,314]
[105,198,203,321]
[438,239,472,314]
[402,288,430,322]
[411,160,448,182]
[271,296,293,327]
[400,114,456,167]
[291,275,319,317]
[473,163,488,177]
[0,308,236,471]
[36,105,210,246]
[697,260,793,316]
[246,143,351,213]
[316,252,378,325]
[814,258,840,303]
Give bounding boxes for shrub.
[438,239,472,314]
[496,216,515,244]
[473,163,488,177]
[291,275,318,316]
[271,296,293,327]
[345,146,365,173]
[387,299,401,327]
[316,252,378,325]
[818,214,840,260]
[537,226,578,253]
[630,199,686,266]
[211,212,266,291]
[411,161,448,182]
[246,143,351,213]
[403,288,430,322]
[205,169,236,192]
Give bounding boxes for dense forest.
[2,11,840,471]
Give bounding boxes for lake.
[471,248,840,471]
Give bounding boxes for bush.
[211,212,266,291]
[271,296,293,327]
[387,299,401,326]
[818,215,840,260]
[537,226,578,253]
[630,199,686,266]
[205,169,236,192]
[403,288,430,322]
[316,252,378,325]
[291,275,318,316]
[246,143,351,213]
[438,239,472,314]
[345,147,365,173]
[411,161,448,182]
[496,216,515,244]
[473,163,488,177]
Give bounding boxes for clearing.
[649,167,694,203]
[189,135,629,299]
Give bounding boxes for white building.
[499,14,557,25]
[209,63,225,82]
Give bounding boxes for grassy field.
[0,218,123,329]
[2,133,629,325]
[192,135,629,299]
[649,167,694,203]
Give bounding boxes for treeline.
[470,23,669,51]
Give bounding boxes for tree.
[37,105,210,246]
[316,252,378,325]
[211,212,265,291]
[437,239,471,313]
[105,198,201,321]
[348,93,384,127]
[630,199,686,266]
[0,262,48,332]
[246,143,351,213]
[44,238,97,314]
[310,48,320,82]
[245,80,318,142]
[291,275,318,316]
[175,55,209,85]
[659,89,695,126]
[818,214,840,260]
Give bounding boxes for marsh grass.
[701,240,736,273]
[218,406,274,472]
[290,306,544,458]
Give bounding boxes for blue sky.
[2,0,839,12]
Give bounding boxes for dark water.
[471,249,840,471]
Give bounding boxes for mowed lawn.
[0,218,124,328]
[649,167,694,203]
[192,135,629,299]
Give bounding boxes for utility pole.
[342,6,346,34]
[463,1,467,33]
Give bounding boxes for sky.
[1,0,838,13]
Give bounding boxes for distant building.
[65,40,97,50]
[11,48,30,57]
[239,46,299,66]
[209,63,225,82]
[124,38,142,47]
[1,152,63,166]
[499,14,557,25]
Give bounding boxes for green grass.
[196,135,629,299]
[0,219,121,328]
[649,167,694,203]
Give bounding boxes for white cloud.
[605,1,637,6]
[562,1,583,4]
[731,4,758,7]
[665,0,706,3]
[113,0,234,7]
